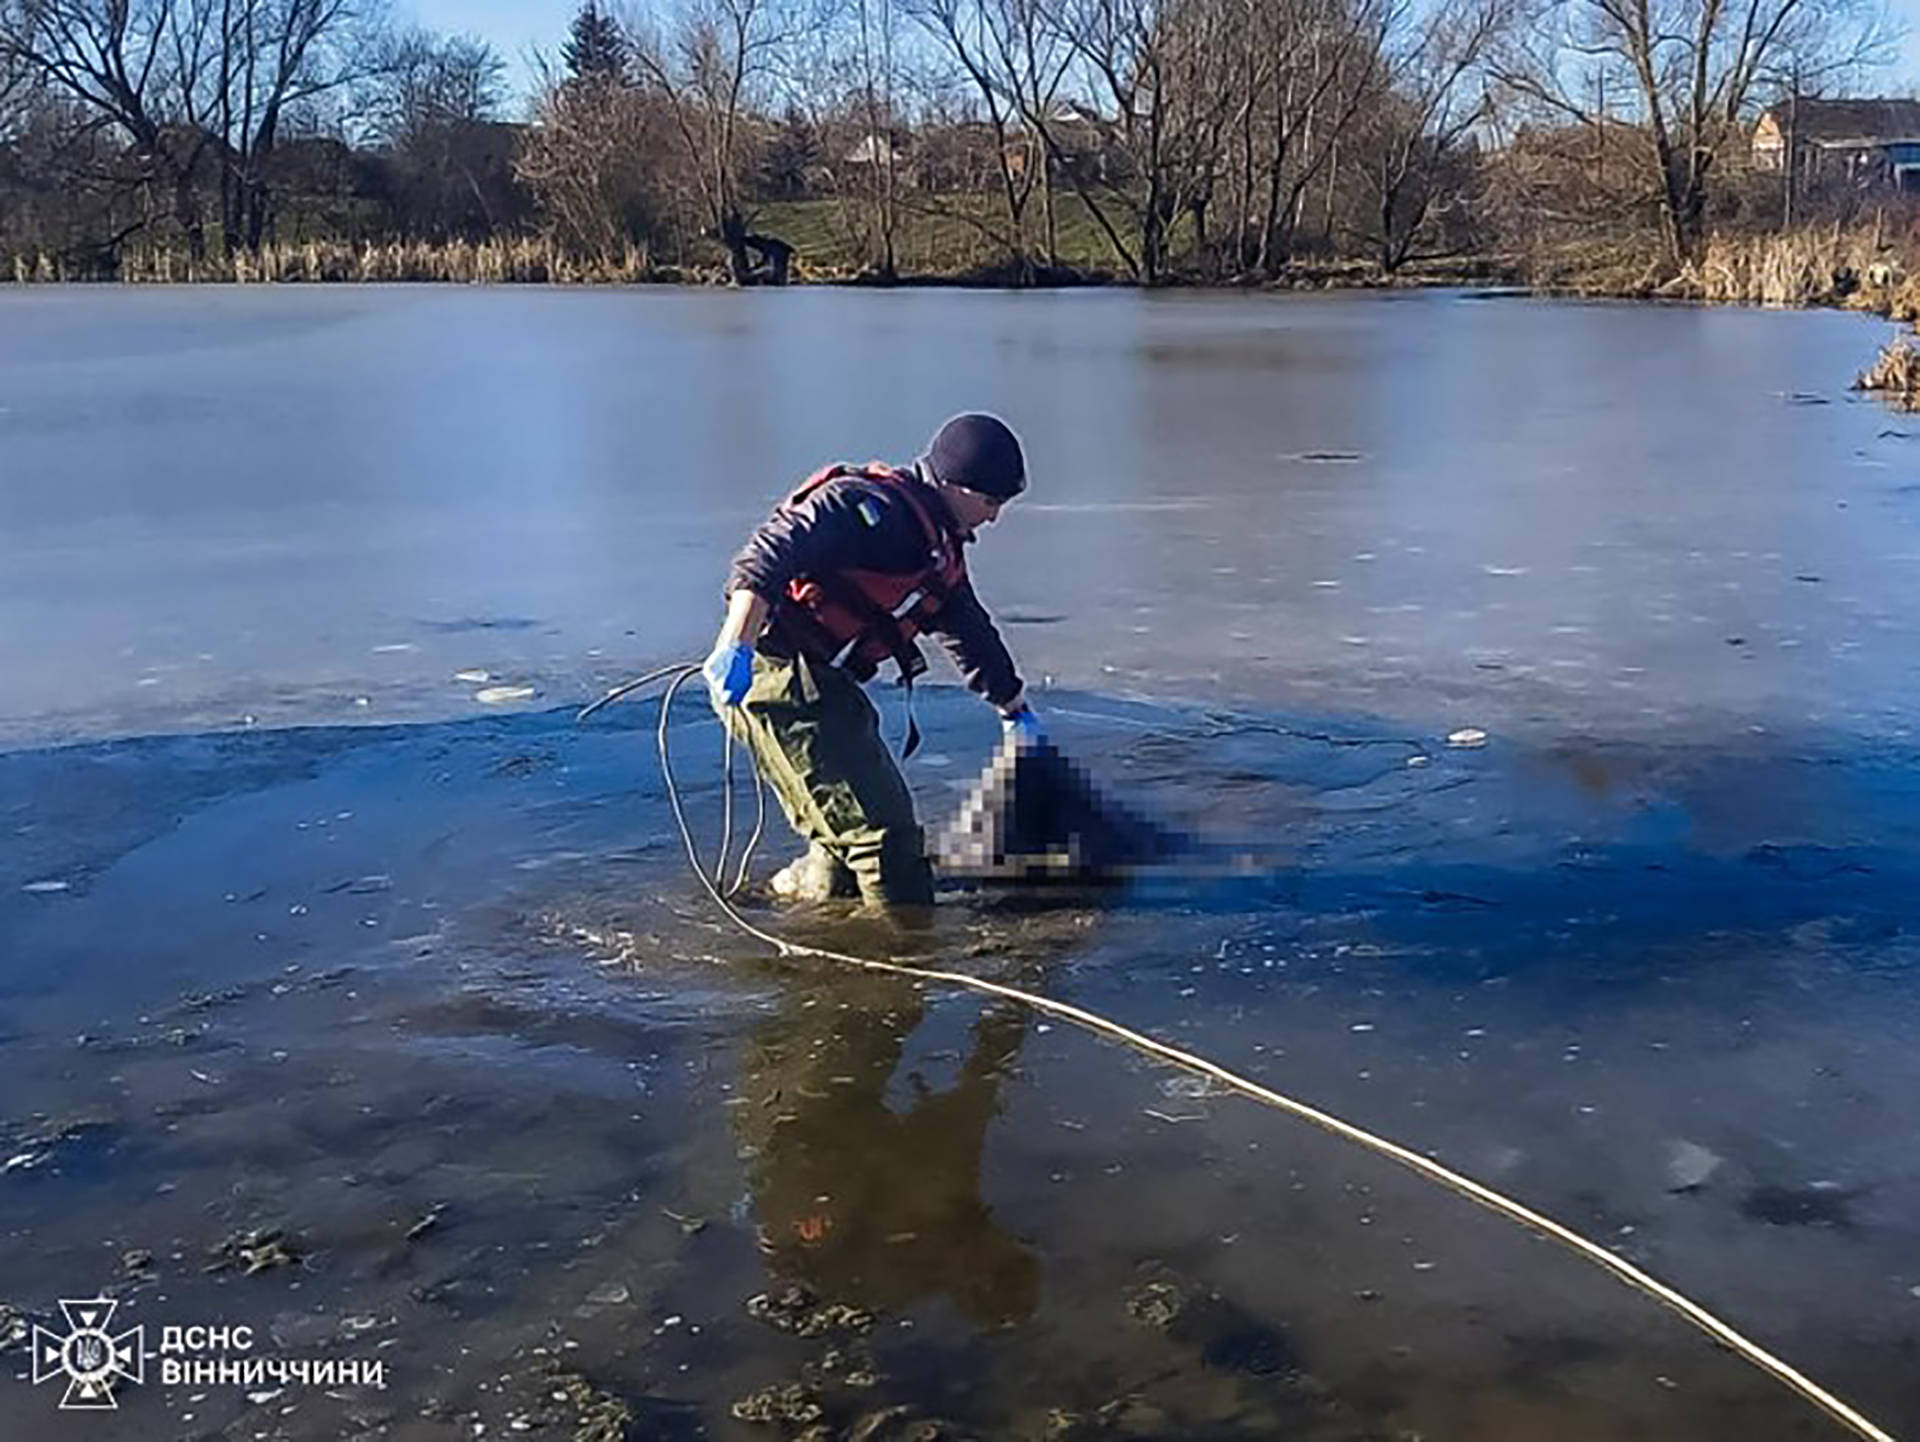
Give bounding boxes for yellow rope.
[616,666,1895,1442]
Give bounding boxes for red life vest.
[772,462,968,684]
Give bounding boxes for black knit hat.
[923,413,1027,501]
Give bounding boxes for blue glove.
[704,641,754,707]
[1002,705,1045,745]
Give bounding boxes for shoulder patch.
[857,498,884,528]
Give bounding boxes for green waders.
[721,652,935,908]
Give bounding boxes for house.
[1752,98,1920,193]
[843,133,899,168]
[1039,106,1124,186]
[997,107,1125,187]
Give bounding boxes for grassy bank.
[1,193,1127,286]
[5,212,1916,330]
[764,196,1522,289]
[0,189,1502,289]
[766,193,1126,280]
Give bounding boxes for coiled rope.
[579,664,1894,1442]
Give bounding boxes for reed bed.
[9,225,1919,322]
[6,237,724,285]
[1855,337,1920,410]
[1696,227,1918,311]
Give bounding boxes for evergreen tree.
[563,3,628,84]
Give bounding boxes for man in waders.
[703,413,1041,912]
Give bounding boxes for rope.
[717,714,736,886]
[586,664,1896,1442]
[585,665,765,897]
[717,710,769,897]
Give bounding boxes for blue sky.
[1878,0,1920,93]
[404,0,1920,109]
[405,0,575,104]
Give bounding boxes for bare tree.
[905,0,1076,277]
[365,32,521,238]
[0,87,168,264]
[1355,0,1508,270]
[1246,0,1396,274]
[0,0,222,254]
[517,60,672,263]
[210,0,392,250]
[0,0,390,257]
[1050,0,1394,280]
[994,0,1076,261]
[787,0,909,276]
[0,42,32,133]
[847,0,904,275]
[1496,0,1892,264]
[1045,0,1244,281]
[374,30,504,133]
[625,0,805,282]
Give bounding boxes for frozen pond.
[1,286,1917,1440]
[1,285,1916,747]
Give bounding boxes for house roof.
[843,134,896,165]
[1760,98,1920,146]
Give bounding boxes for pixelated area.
[934,735,1172,882]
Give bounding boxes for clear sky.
[1869,0,1920,96]
[404,0,575,105]
[403,0,1920,109]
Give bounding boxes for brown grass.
[1855,337,1920,410]
[1695,227,1919,311]
[6,237,728,285]
[1517,223,1920,313]
[8,219,1919,314]
[1888,274,1920,325]
[1512,225,1672,297]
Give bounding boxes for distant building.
[843,133,898,168]
[1752,98,1920,193]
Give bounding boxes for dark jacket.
[726,463,1023,708]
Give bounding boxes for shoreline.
[0,246,1521,292]
[5,256,1915,329]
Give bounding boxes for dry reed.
[4,236,727,285]
[9,225,1920,315]
[1855,338,1920,410]
[1696,226,1918,311]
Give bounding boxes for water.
[3,285,1914,747]
[1,286,1917,1440]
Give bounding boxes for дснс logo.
[31,1298,145,1409]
